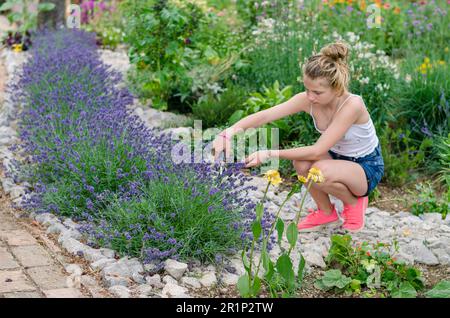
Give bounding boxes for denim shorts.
[328,143,385,197]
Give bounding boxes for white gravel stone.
[146,274,164,289]
[109,285,131,298]
[221,272,239,286]
[181,277,201,289]
[102,257,144,278]
[302,251,326,268]
[136,284,153,296]
[80,275,97,287]
[65,264,83,276]
[163,275,178,285]
[164,259,188,280]
[46,223,67,234]
[99,248,116,259]
[60,237,87,255]
[90,258,116,271]
[399,240,439,265]
[84,249,106,263]
[161,283,189,298]
[199,272,217,288]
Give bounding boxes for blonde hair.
[302,41,350,96]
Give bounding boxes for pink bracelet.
[219,133,231,141]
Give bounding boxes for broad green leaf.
[0,2,15,11]
[256,203,263,221]
[425,280,450,298]
[251,220,262,240]
[314,279,333,291]
[321,269,352,289]
[38,3,55,11]
[297,254,306,285]
[228,110,244,125]
[275,218,284,245]
[237,274,251,297]
[350,279,361,291]
[391,282,417,298]
[7,12,21,23]
[286,222,298,249]
[276,254,295,288]
[251,276,261,296]
[264,261,274,281]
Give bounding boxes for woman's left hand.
[244,150,271,168]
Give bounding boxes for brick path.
[0,195,88,298]
[0,34,103,298]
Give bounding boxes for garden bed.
[1,25,449,298]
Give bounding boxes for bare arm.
[222,92,309,137]
[272,99,362,161]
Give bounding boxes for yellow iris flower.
[264,170,283,186]
[307,167,325,183]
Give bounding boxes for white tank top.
[310,94,379,158]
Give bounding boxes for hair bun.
[320,41,349,63]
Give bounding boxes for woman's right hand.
[212,132,232,161]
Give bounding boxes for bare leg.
[310,159,368,206]
[293,158,334,214]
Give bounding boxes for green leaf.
[242,250,250,272]
[237,274,251,297]
[391,282,417,298]
[350,279,361,291]
[297,254,306,285]
[275,218,284,245]
[425,280,450,298]
[286,222,298,249]
[321,269,352,289]
[38,3,56,12]
[228,110,244,125]
[276,254,295,288]
[314,279,333,291]
[286,184,299,200]
[7,12,21,23]
[251,220,262,240]
[256,203,263,221]
[251,276,262,296]
[0,2,15,11]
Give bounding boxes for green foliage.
[0,0,55,33]
[192,84,248,128]
[121,0,204,110]
[380,126,433,187]
[86,178,245,263]
[409,181,449,219]
[425,280,450,298]
[237,175,312,298]
[82,5,125,50]
[435,133,450,188]
[316,234,426,298]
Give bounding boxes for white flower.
[405,74,412,83]
[360,77,370,85]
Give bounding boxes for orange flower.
[366,251,371,257]
[393,7,401,14]
[374,0,382,8]
[359,0,366,11]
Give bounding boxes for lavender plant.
[10,29,267,267]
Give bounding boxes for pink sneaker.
[341,196,369,233]
[297,204,340,232]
